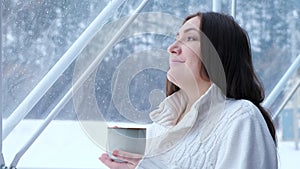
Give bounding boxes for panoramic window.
[2,0,300,168]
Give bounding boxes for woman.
[100,12,278,169]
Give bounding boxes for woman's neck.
[177,81,212,123]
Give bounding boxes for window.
[2,0,300,168]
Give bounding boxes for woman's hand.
[99,150,143,169]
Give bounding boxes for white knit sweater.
[137,84,278,169]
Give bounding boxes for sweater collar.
[146,84,226,156]
[149,83,224,128]
[149,88,188,127]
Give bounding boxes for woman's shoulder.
[215,99,274,145]
[225,98,261,115]
[222,99,266,127]
[213,99,277,169]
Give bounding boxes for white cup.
[107,127,146,162]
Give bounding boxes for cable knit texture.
[137,84,278,169]
[149,89,188,127]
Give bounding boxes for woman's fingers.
[99,151,143,169]
[99,153,133,169]
[114,150,143,159]
[113,150,143,165]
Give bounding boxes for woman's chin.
[167,71,177,85]
[167,71,184,88]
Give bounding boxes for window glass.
[235,0,300,113]
[2,0,109,119]
[2,0,300,168]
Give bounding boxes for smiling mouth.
[170,59,185,63]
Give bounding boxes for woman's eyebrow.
[176,28,200,36]
[183,28,200,33]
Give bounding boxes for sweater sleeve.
[136,156,169,169]
[215,108,278,169]
[137,156,181,169]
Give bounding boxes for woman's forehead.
[179,17,200,33]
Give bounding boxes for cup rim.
[107,126,146,130]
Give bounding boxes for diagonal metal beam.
[272,80,300,120]
[263,54,300,110]
[9,0,149,167]
[3,0,127,141]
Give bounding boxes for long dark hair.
[166,12,277,144]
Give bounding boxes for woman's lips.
[170,59,185,64]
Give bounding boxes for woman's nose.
[168,40,182,55]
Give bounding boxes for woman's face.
[167,16,203,89]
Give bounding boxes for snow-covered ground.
[3,120,300,169]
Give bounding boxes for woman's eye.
[186,36,196,41]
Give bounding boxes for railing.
[264,54,300,150]
[272,79,300,120]
[262,54,300,113]
[273,78,300,150]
